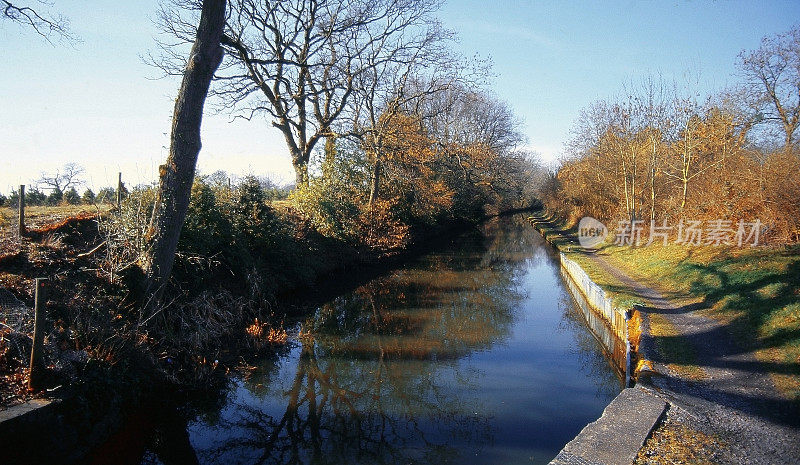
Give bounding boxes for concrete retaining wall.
[560,253,628,341]
[561,267,628,379]
[529,217,665,465]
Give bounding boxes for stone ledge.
[550,386,667,465]
[0,397,58,425]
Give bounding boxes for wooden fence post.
[18,184,25,236]
[28,278,48,390]
[116,172,122,210]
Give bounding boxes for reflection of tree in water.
[193,217,538,465]
[476,215,559,289]
[198,342,493,465]
[557,292,625,396]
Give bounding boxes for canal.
[141,214,622,464]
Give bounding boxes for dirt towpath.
[587,252,800,464]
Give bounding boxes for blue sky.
[1,1,798,193]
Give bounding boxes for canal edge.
[528,214,666,465]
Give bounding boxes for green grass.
[601,242,800,397]
[530,211,800,398]
[529,213,644,308]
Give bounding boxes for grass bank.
[530,211,800,399]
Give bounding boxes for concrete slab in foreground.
[0,398,55,424]
[550,386,667,465]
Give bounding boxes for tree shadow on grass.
[642,250,800,426]
[678,252,800,357]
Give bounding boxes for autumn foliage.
[292,89,538,249]
[542,27,800,243]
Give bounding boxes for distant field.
[0,205,109,233]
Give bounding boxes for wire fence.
[0,288,35,334]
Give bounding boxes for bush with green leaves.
[231,175,282,250]
[47,187,63,206]
[96,187,115,204]
[7,190,19,207]
[25,188,46,206]
[0,193,6,207]
[179,179,234,258]
[290,147,367,243]
[64,187,80,205]
[82,188,95,204]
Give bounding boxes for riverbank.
[531,211,800,464]
[0,200,521,463]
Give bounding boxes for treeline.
[0,186,123,207]
[145,0,539,257]
[133,0,542,306]
[292,86,539,250]
[541,26,800,243]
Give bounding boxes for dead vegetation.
[635,412,727,465]
[0,207,291,409]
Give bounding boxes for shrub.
[82,189,96,204]
[291,179,361,242]
[47,187,63,206]
[7,190,19,207]
[96,187,115,204]
[99,186,156,283]
[232,175,280,250]
[357,198,410,251]
[290,145,367,243]
[25,188,46,206]
[179,179,234,258]
[64,187,80,205]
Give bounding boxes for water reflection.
[558,268,628,382]
[140,215,622,465]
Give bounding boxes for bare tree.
[422,85,524,182]
[154,0,446,186]
[1,1,73,42]
[36,162,85,192]
[738,26,800,151]
[142,0,227,314]
[348,35,459,206]
[629,76,674,223]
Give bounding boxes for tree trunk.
[368,158,382,207]
[649,138,657,223]
[293,157,309,187]
[142,0,226,314]
[649,165,656,223]
[322,136,336,181]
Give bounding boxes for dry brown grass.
[635,416,725,465]
[1,205,109,232]
[245,318,289,346]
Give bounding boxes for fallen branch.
[76,240,107,258]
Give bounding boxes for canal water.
[142,214,622,465]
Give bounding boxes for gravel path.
[587,253,800,464]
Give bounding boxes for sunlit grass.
[0,205,109,234]
[598,242,800,397]
[530,212,800,398]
